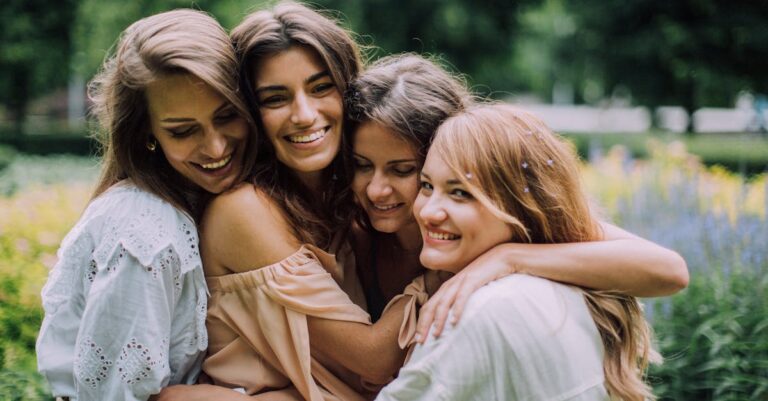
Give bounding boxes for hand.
[415,244,516,343]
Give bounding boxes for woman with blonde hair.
[377,103,661,401]
[36,9,254,401]
[347,53,686,335]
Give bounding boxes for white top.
[36,182,208,401]
[376,275,609,401]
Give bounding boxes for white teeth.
[373,203,399,211]
[287,129,326,143]
[427,231,460,240]
[201,154,231,169]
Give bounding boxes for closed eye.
[167,125,196,138]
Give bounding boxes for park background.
[1,0,766,399]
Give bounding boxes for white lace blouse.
[36,181,208,401]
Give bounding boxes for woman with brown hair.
[154,3,415,401]
[377,104,661,401]
[35,9,254,401]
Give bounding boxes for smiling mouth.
[286,128,328,144]
[199,154,232,170]
[372,203,403,212]
[426,230,460,241]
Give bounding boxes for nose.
[290,92,318,126]
[200,127,227,159]
[367,171,393,200]
[418,194,447,224]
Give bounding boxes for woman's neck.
[394,220,423,253]
[294,170,325,197]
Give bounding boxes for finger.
[416,298,438,343]
[450,281,475,325]
[431,283,461,338]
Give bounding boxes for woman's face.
[146,74,248,194]
[253,45,343,175]
[413,149,513,273]
[352,121,421,234]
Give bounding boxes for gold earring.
[147,139,157,152]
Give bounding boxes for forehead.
[354,121,418,158]
[146,74,225,117]
[254,45,328,86]
[422,149,451,177]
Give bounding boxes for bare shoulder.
[201,183,302,274]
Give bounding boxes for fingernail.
[414,333,422,342]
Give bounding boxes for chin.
[419,252,460,273]
[371,220,400,234]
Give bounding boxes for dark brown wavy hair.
[231,1,361,248]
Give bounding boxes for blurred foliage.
[0,145,16,171]
[0,155,99,196]
[565,132,768,176]
[0,0,78,129]
[583,143,767,399]
[557,0,768,112]
[4,0,768,132]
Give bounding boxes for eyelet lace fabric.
[37,182,207,401]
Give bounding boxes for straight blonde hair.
[432,103,661,401]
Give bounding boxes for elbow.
[660,252,689,294]
[358,356,402,385]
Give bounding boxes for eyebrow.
[388,159,419,165]
[255,70,331,93]
[160,102,231,123]
[419,172,462,185]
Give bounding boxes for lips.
[426,229,460,241]
[372,203,403,211]
[285,127,328,144]
[199,154,232,170]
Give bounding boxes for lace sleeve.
[72,244,182,401]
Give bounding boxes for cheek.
[229,119,250,140]
[351,174,368,199]
[258,109,283,140]
[157,141,189,164]
[412,194,426,221]
[404,177,420,203]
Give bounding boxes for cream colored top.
[203,244,374,401]
[377,275,609,401]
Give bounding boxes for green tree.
[318,0,537,96]
[0,0,78,133]
[559,0,768,125]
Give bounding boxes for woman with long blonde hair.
[377,104,661,401]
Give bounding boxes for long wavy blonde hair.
[431,103,661,401]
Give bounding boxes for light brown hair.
[346,53,473,230]
[432,103,661,401]
[347,53,473,158]
[231,1,362,248]
[89,9,254,219]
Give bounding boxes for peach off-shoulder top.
[203,243,374,401]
